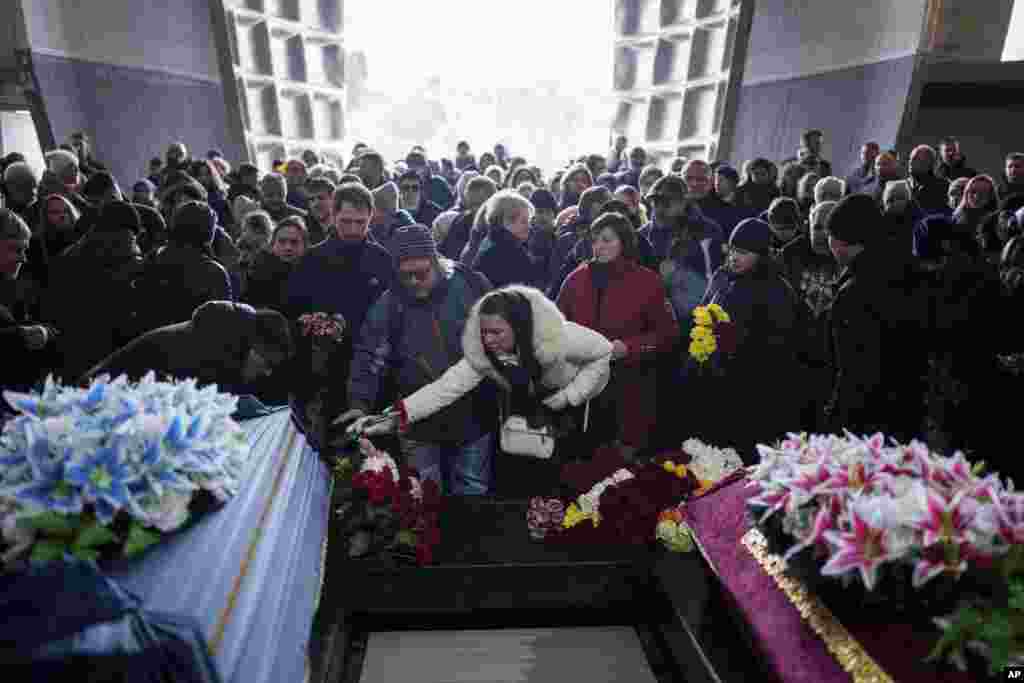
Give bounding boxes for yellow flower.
[563,503,598,529]
[663,460,677,473]
[707,304,730,323]
[688,341,712,363]
[690,325,713,342]
[692,306,713,327]
[674,463,688,478]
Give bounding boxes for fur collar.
[462,285,569,383]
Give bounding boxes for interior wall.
[740,0,929,86]
[15,0,241,185]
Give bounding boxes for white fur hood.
[461,285,571,378]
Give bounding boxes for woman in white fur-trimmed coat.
[352,285,613,438]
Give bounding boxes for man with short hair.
[936,137,976,182]
[845,141,879,195]
[162,142,190,182]
[260,172,307,224]
[304,177,335,245]
[338,224,496,494]
[369,181,415,254]
[617,146,648,190]
[607,135,628,174]
[493,143,509,170]
[2,163,38,226]
[455,141,475,171]
[437,175,496,261]
[1001,152,1024,198]
[285,182,394,339]
[357,150,386,190]
[68,131,106,178]
[906,145,950,216]
[799,129,832,177]
[862,151,903,205]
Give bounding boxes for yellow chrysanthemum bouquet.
[688,303,737,365]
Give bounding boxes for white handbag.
[499,415,556,460]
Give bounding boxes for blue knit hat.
[391,224,437,264]
[729,218,773,256]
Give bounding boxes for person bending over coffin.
[80,301,293,396]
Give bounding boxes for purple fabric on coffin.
[686,477,847,683]
[686,478,978,683]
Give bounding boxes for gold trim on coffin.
[209,421,300,655]
[741,528,895,683]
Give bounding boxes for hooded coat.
[135,243,232,333]
[396,285,613,427]
[557,258,679,447]
[472,226,546,290]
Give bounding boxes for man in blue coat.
[285,182,394,340]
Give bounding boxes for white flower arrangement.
[681,438,744,486]
[0,373,249,564]
[577,469,634,517]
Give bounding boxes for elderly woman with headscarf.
[25,194,81,288]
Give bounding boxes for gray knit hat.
[391,224,437,264]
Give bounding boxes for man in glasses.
[397,170,443,228]
[337,224,497,495]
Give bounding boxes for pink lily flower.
[821,503,902,591]
[914,489,976,548]
[784,500,839,561]
[912,543,967,588]
[747,486,790,524]
[995,492,1024,545]
[823,460,883,495]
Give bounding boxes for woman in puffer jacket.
[351,285,613,490]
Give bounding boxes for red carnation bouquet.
[298,312,347,344]
[333,438,443,565]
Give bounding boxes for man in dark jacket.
[439,176,495,261]
[906,145,950,217]
[368,181,415,254]
[338,225,495,494]
[845,142,879,195]
[285,182,394,342]
[1000,153,1024,199]
[304,177,334,245]
[936,138,977,182]
[824,194,928,442]
[733,158,780,214]
[2,163,38,228]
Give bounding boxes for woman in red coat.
[557,212,680,458]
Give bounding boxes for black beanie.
[529,188,558,213]
[172,201,216,248]
[97,201,141,234]
[729,218,773,256]
[826,194,880,245]
[82,171,119,200]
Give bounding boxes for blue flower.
[78,381,107,413]
[64,444,138,524]
[10,456,83,515]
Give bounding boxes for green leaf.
[123,523,162,558]
[70,547,99,563]
[30,539,69,563]
[21,511,81,538]
[74,522,117,550]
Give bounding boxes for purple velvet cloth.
[686,477,848,683]
[686,478,977,683]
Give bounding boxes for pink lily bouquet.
[748,432,1024,674]
[748,432,1020,593]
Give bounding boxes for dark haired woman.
[556,212,679,458]
[352,285,612,491]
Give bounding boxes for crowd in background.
[2,127,1023,494]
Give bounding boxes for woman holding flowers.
[556,212,679,458]
[699,218,802,461]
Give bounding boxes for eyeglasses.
[398,267,433,283]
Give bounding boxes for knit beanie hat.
[391,224,437,264]
[97,201,141,234]
[172,201,216,248]
[729,218,773,256]
[529,188,558,213]
[716,165,740,185]
[373,181,399,213]
[825,194,880,245]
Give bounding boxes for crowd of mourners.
[1,128,1022,495]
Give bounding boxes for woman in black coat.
[243,216,309,312]
[700,218,802,461]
